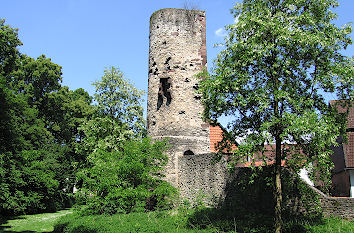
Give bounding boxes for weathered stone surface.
[179,153,234,205]
[147,8,210,190]
[306,184,354,219]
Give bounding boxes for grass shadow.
[0,208,73,233]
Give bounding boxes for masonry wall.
[309,185,354,219]
[147,8,210,187]
[178,153,233,205]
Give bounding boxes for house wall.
[331,170,350,197]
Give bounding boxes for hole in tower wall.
[184,150,194,155]
[157,94,163,110]
[165,57,171,64]
[157,77,172,110]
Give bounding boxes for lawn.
[0,209,72,233]
[0,208,353,233]
[53,209,354,233]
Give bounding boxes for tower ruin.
[147,8,210,187]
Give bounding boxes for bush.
[0,150,72,216]
[75,138,177,214]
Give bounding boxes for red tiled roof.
[237,160,287,168]
[209,124,237,153]
[209,124,305,167]
[236,144,305,168]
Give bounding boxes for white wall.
[299,167,314,187]
[350,170,354,198]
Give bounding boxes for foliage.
[76,116,133,155]
[201,0,352,171]
[0,19,93,215]
[76,66,146,156]
[43,87,94,145]
[73,67,167,215]
[0,19,22,76]
[75,138,176,215]
[0,149,70,215]
[199,0,352,231]
[10,54,63,111]
[93,66,145,137]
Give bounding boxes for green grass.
[0,209,72,233]
[306,218,354,233]
[53,209,207,233]
[0,208,353,232]
[53,208,354,233]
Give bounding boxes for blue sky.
[1,0,353,116]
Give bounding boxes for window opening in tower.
[157,77,172,110]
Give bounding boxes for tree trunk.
[274,134,283,233]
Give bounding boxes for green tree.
[93,66,145,136]
[45,87,94,145]
[77,66,145,155]
[74,67,175,215]
[0,19,95,215]
[0,18,23,153]
[0,19,22,77]
[10,54,63,114]
[76,138,176,215]
[200,0,352,232]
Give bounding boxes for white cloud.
[215,28,226,37]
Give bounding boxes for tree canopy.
[0,19,94,215]
[200,0,353,232]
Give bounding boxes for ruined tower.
[147,8,210,187]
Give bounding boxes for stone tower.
[147,8,210,187]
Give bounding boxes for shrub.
[0,150,71,216]
[75,138,177,214]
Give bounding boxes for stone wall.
[147,8,210,187]
[177,156,354,219]
[320,197,354,219]
[308,184,354,219]
[178,153,234,205]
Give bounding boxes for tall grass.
[53,208,354,233]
